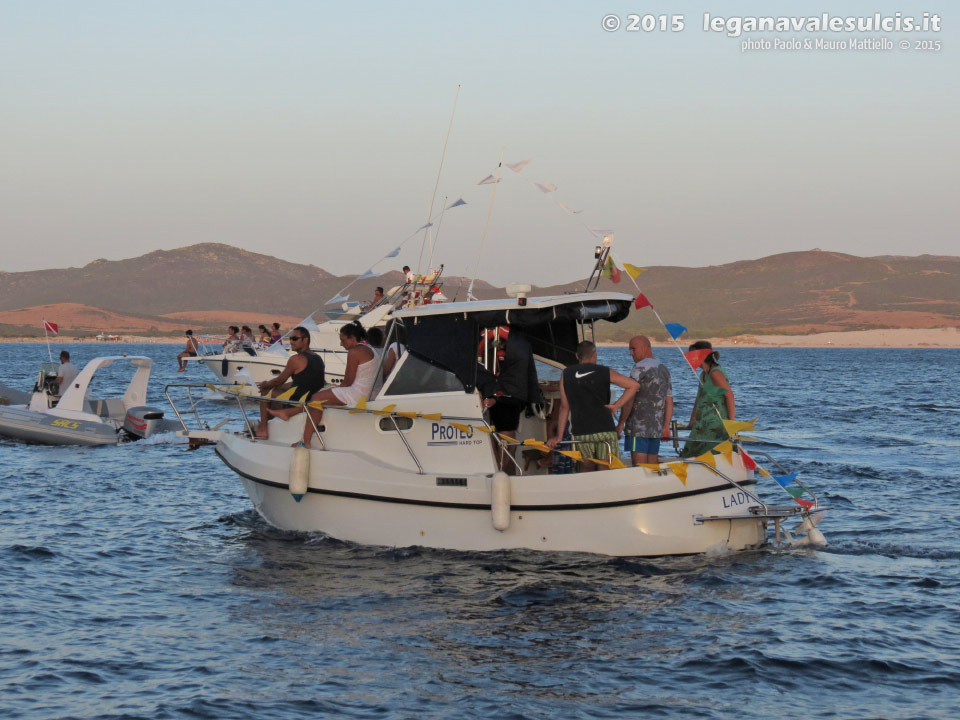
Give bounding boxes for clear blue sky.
[1,1,955,285]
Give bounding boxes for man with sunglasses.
[254,326,325,439]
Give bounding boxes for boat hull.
[0,406,119,446]
[217,430,767,557]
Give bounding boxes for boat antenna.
[414,84,461,297]
[467,147,505,301]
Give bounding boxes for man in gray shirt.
[617,335,673,466]
[56,350,79,394]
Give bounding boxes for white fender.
[289,444,310,502]
[491,471,511,531]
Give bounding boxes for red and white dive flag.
[43,320,58,335]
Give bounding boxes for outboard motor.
[122,406,169,440]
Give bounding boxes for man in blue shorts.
[618,335,673,466]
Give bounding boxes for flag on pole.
[623,263,645,280]
[43,320,58,335]
[665,323,688,340]
[634,293,651,310]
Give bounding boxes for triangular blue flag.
[665,323,688,340]
[773,473,798,488]
[357,269,378,280]
[446,198,467,209]
[386,246,401,258]
[415,222,433,232]
[325,293,349,305]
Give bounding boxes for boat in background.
[0,356,178,445]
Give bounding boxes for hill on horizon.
[1,244,958,338]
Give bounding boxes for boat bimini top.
[392,291,633,393]
[30,355,153,417]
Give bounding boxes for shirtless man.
[254,327,325,439]
[177,330,200,372]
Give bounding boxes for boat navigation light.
[602,234,613,247]
[594,245,603,258]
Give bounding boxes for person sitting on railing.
[547,340,639,472]
[176,330,201,372]
[361,286,384,312]
[680,341,735,458]
[223,326,241,353]
[258,325,271,345]
[254,326,325,439]
[270,321,380,448]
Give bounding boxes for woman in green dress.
[680,340,736,458]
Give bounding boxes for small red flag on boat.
[792,497,815,509]
[740,448,757,471]
[684,348,714,370]
[634,293,651,310]
[43,320,58,335]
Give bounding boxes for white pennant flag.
[506,159,531,172]
[534,182,557,193]
[299,315,322,335]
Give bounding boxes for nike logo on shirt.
[574,370,595,379]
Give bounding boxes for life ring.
[478,326,510,360]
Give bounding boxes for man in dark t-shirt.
[547,341,639,471]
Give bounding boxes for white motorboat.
[172,291,827,557]
[0,356,178,445]
[187,274,438,388]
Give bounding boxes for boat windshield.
[382,354,464,396]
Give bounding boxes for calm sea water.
[1,342,958,719]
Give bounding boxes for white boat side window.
[382,353,464,396]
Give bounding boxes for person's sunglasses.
[289,336,303,341]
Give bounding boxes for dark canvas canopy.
[400,296,632,392]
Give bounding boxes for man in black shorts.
[548,341,639,471]
[481,329,539,473]
[255,326,325,439]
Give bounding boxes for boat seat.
[90,398,127,419]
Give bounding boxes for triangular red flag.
[684,348,714,370]
[610,264,621,283]
[740,448,757,471]
[43,320,58,335]
[793,497,815,509]
[634,293,651,310]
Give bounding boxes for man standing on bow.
[618,335,673,466]
[547,341,639,472]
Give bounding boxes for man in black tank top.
[547,341,639,471]
[254,326,325,439]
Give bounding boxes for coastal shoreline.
[3,327,959,348]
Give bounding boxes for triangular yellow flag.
[307,401,324,410]
[274,387,297,401]
[639,463,662,470]
[475,425,496,434]
[420,413,443,421]
[714,441,734,464]
[609,455,628,469]
[557,450,583,462]
[449,422,472,434]
[592,457,611,467]
[349,396,368,414]
[496,433,521,445]
[670,462,688,485]
[722,417,757,436]
[758,467,772,479]
[523,440,551,454]
[622,263,645,280]
[697,452,716,469]
[396,411,418,419]
[373,404,397,416]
